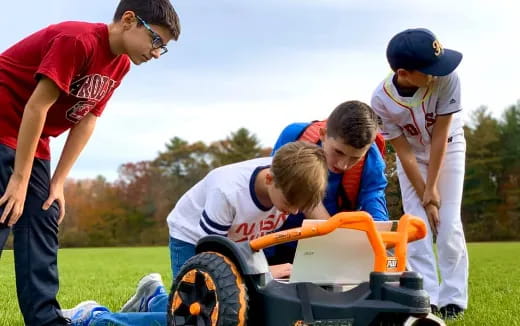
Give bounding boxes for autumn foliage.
[59,128,268,247]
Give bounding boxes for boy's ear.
[396,68,409,78]
[319,127,327,143]
[120,11,137,28]
[265,170,274,185]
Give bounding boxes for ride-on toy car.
[168,212,445,326]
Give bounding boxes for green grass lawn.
[1,243,520,325]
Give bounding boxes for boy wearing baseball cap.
[370,28,468,319]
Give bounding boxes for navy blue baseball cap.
[386,28,462,76]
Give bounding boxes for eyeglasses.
[136,16,168,55]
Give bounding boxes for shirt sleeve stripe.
[199,219,227,236]
[202,210,231,231]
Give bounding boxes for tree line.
[58,128,271,247]
[9,103,517,247]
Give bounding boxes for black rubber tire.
[168,251,248,326]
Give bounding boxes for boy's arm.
[0,77,60,226]
[423,114,452,207]
[43,112,98,223]
[371,95,424,221]
[391,135,440,235]
[357,146,389,221]
[269,263,293,279]
[199,187,234,237]
[360,196,388,221]
[421,74,460,236]
[424,73,460,207]
[389,135,426,199]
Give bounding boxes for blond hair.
[271,141,328,212]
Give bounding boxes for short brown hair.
[114,0,181,41]
[271,141,327,212]
[327,100,378,149]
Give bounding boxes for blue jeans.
[80,238,196,326]
[169,237,196,279]
[90,289,168,326]
[86,238,196,326]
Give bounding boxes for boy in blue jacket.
[265,100,389,267]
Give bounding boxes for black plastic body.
[195,236,434,326]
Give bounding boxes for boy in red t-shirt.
[0,1,180,325]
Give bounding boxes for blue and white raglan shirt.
[167,157,289,244]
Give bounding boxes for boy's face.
[265,174,300,215]
[397,69,435,88]
[120,12,174,65]
[320,129,371,174]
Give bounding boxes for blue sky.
[1,0,518,180]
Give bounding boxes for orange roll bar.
[249,212,426,273]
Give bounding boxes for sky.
[1,0,518,180]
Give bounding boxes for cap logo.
[432,39,444,56]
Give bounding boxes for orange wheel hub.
[189,302,201,315]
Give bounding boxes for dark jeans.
[0,144,67,326]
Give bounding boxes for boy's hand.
[0,175,29,227]
[43,181,65,224]
[422,187,441,210]
[269,263,293,279]
[424,203,439,237]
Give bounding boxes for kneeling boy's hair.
[327,100,378,149]
[114,0,181,40]
[271,141,327,212]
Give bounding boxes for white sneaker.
[120,273,166,312]
[62,301,109,326]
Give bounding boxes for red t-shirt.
[0,21,130,160]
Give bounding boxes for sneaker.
[440,304,465,319]
[120,273,166,312]
[61,301,110,326]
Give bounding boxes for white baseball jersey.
[371,72,464,162]
[167,157,288,245]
